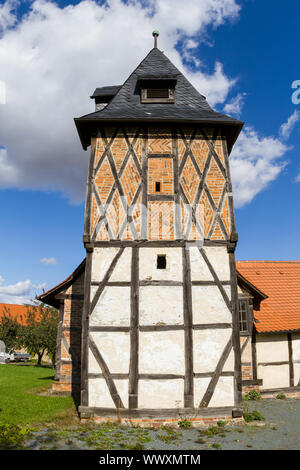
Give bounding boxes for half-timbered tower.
[69,35,244,423]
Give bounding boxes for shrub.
[178,419,192,429]
[276,393,286,400]
[199,426,226,438]
[0,424,33,449]
[243,390,261,401]
[217,420,226,428]
[212,443,222,450]
[243,409,265,423]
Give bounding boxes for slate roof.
[75,47,243,152]
[37,259,86,309]
[237,261,300,334]
[90,86,122,99]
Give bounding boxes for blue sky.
[0,0,299,303]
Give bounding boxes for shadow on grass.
[72,393,80,409]
[9,363,53,369]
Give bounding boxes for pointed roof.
[75,47,243,152]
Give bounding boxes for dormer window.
[139,78,176,104]
[90,85,121,111]
[141,87,175,103]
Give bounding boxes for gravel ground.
[19,398,300,450]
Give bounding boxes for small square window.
[157,255,166,269]
[155,181,161,192]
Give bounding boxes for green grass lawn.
[0,364,75,426]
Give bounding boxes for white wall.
[88,246,236,410]
[256,334,291,390]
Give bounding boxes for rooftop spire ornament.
[152,30,159,48]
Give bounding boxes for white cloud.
[0,0,17,30]
[186,61,236,107]
[230,126,290,208]
[279,110,300,140]
[224,92,246,117]
[0,0,239,202]
[0,147,20,184]
[0,0,291,209]
[0,279,32,296]
[40,257,57,265]
[181,39,201,66]
[0,276,46,304]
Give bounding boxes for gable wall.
[52,272,84,395]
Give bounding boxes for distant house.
[237,261,300,397]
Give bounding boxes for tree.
[23,302,59,367]
[42,306,59,367]
[0,306,24,351]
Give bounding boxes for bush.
[0,424,33,449]
[243,390,261,401]
[212,442,222,450]
[217,420,226,427]
[178,419,192,429]
[243,409,265,423]
[199,426,226,438]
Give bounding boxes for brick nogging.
[90,127,232,242]
[52,273,84,395]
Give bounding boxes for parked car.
[0,351,14,363]
[9,351,31,362]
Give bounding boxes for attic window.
[147,88,169,99]
[140,80,176,103]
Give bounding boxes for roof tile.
[237,261,300,333]
[0,303,39,325]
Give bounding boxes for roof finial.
[152,30,159,48]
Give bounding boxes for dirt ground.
[20,398,300,450]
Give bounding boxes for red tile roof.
[37,257,300,334]
[0,303,39,326]
[236,261,300,334]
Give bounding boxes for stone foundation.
[261,389,300,399]
[80,415,245,428]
